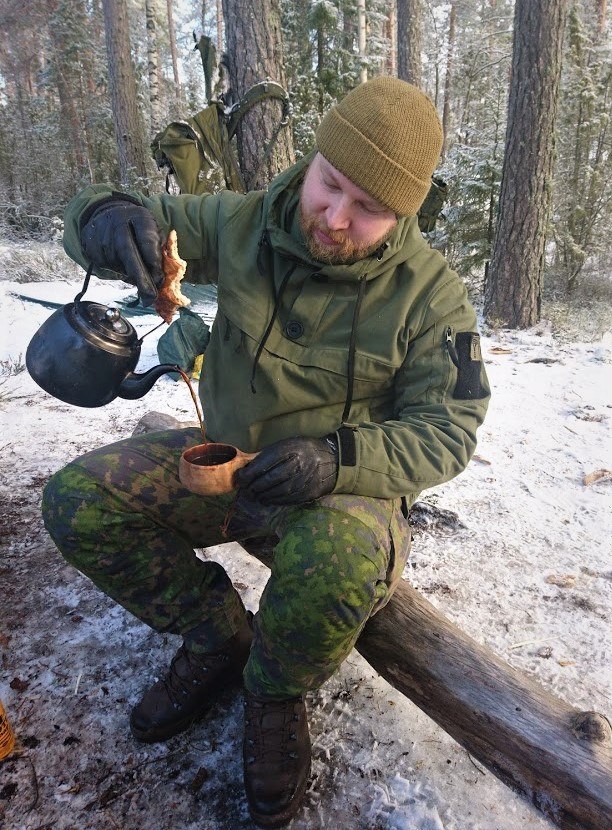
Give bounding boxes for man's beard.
[299,205,395,265]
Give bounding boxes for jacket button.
[284,320,304,339]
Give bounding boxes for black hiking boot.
[130,614,253,743]
[243,692,311,828]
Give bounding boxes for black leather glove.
[80,198,164,306]
[235,436,339,506]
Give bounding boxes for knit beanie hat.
[315,76,443,216]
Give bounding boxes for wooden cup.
[179,442,258,495]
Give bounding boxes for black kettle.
[26,265,179,408]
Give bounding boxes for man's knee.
[42,462,107,560]
[270,508,388,631]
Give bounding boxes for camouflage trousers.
[42,428,411,698]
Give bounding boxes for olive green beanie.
[315,76,443,216]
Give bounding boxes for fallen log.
[241,538,612,830]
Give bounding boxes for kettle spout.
[117,364,180,400]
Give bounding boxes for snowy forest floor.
[1,240,611,830]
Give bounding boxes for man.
[42,77,489,828]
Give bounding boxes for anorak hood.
[259,152,418,284]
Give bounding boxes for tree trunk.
[241,539,612,830]
[387,2,397,77]
[484,88,504,288]
[441,2,456,159]
[597,0,607,33]
[216,0,223,52]
[77,68,95,183]
[145,0,162,134]
[484,0,568,328]
[221,0,294,190]
[358,0,367,83]
[359,580,612,830]
[101,0,150,187]
[342,1,355,57]
[75,0,97,181]
[47,0,90,183]
[397,0,422,87]
[166,0,181,99]
[51,60,88,178]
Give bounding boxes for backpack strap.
[225,81,291,189]
[193,34,217,101]
[225,80,290,139]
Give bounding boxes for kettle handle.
[73,262,95,305]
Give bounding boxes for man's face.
[299,153,398,265]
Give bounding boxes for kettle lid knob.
[104,307,123,331]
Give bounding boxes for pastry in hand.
[155,229,190,323]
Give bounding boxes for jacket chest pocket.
[291,346,399,406]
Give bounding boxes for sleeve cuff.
[332,425,360,493]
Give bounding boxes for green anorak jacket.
[63,155,490,506]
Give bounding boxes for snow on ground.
[1,260,611,830]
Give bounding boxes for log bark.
[241,539,612,830]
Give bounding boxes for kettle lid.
[71,300,138,348]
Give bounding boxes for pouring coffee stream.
[175,366,207,444]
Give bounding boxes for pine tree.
[222,0,294,188]
[485,0,569,327]
[102,0,151,187]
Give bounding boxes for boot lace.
[244,698,301,764]
[163,646,227,709]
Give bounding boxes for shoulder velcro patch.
[452,332,487,400]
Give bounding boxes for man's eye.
[360,202,383,215]
[323,178,339,191]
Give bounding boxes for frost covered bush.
[542,266,612,343]
[0,239,82,284]
[0,204,64,242]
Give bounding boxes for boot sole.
[130,669,243,744]
[247,761,311,829]
[130,710,201,743]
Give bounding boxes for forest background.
[0,0,610,341]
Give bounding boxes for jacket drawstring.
[341,275,367,423]
[250,262,297,393]
[256,229,271,276]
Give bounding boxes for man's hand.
[235,436,338,506]
[81,200,164,306]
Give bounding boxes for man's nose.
[326,197,351,231]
